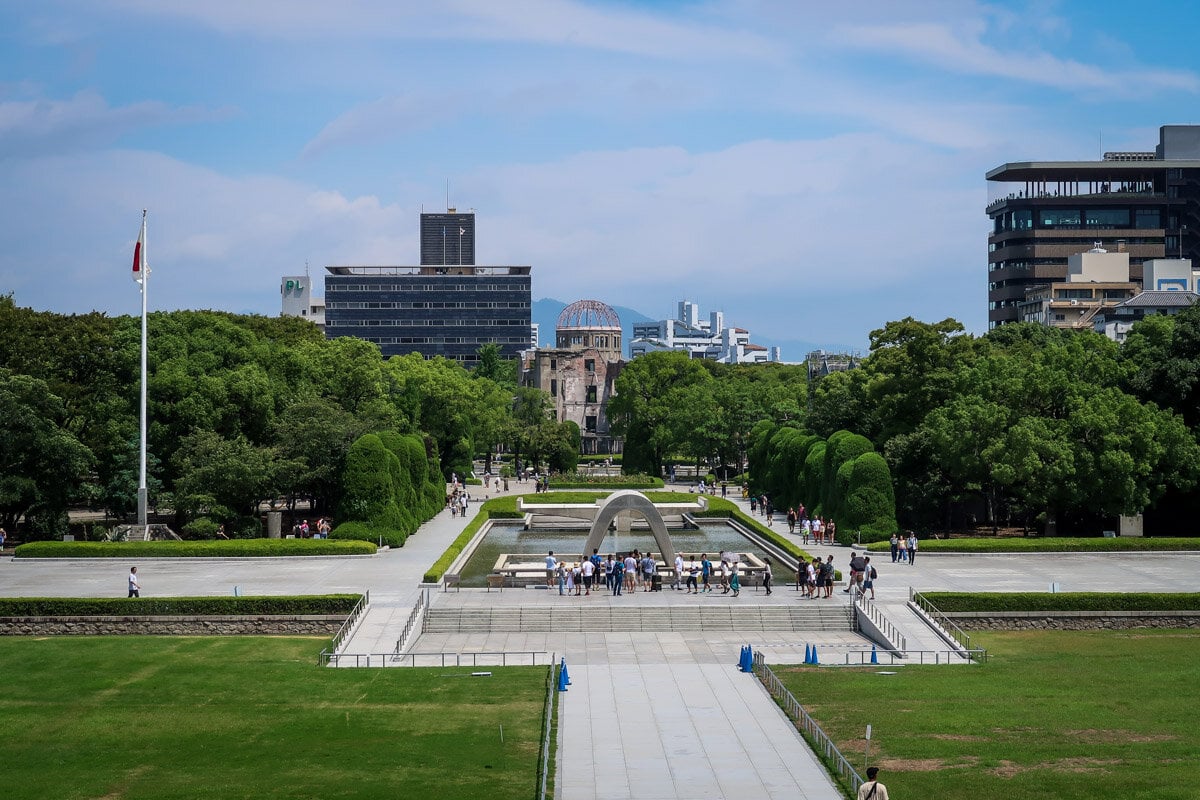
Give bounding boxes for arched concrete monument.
[580,490,676,567]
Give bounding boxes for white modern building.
[630,300,780,364]
[1142,258,1200,292]
[281,275,326,330]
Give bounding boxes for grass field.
[773,629,1200,800]
[0,637,548,800]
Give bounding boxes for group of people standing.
[543,549,761,598]
[888,532,919,564]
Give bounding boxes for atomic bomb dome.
[555,299,622,359]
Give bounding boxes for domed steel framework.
[557,299,621,330]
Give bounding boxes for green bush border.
[14,540,377,559]
[549,475,664,489]
[423,500,503,583]
[922,592,1200,612]
[865,537,1200,554]
[0,594,363,616]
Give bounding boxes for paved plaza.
[3,486,1197,800]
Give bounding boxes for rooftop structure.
[986,125,1200,327]
[1093,289,1200,343]
[280,275,325,330]
[1016,247,1138,329]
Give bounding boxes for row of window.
[326,318,530,327]
[328,282,527,292]
[993,208,1165,233]
[326,301,529,310]
[359,336,530,345]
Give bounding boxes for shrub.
[181,516,221,540]
[865,537,1200,554]
[549,474,664,489]
[330,520,405,549]
[921,592,1200,613]
[14,540,376,558]
[0,594,362,616]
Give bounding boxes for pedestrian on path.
[863,556,876,600]
[857,767,889,800]
[729,565,740,597]
[127,566,140,598]
[908,532,918,565]
[762,558,772,595]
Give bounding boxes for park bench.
[486,573,507,592]
[443,573,461,592]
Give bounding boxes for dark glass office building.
[986,125,1200,328]
[324,265,531,363]
[420,211,475,266]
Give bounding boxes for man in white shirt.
[545,552,557,588]
[581,557,595,596]
[128,567,140,598]
[674,553,685,590]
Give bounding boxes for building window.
[550,359,557,370]
[584,359,595,372]
[586,385,597,403]
[550,379,557,396]
[1084,209,1129,228]
[1136,209,1162,229]
[585,415,598,433]
[1040,209,1081,228]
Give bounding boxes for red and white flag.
[132,216,146,283]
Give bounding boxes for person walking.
[889,533,899,563]
[762,558,773,595]
[908,531,919,565]
[729,564,740,597]
[127,566,141,598]
[856,766,889,800]
[863,556,877,600]
[611,557,624,596]
[700,553,712,593]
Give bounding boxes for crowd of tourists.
[542,549,771,598]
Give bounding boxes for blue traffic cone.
[810,646,819,665]
[870,645,878,664]
[742,645,754,672]
[559,657,571,690]
[804,643,812,664]
[737,645,745,667]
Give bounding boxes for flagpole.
[137,210,149,530]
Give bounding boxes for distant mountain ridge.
[533,298,860,361]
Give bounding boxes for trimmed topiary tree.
[841,451,898,541]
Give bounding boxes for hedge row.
[14,540,377,558]
[922,592,1200,613]
[865,537,1200,554]
[696,499,815,565]
[516,490,696,506]
[0,594,363,617]
[549,475,664,489]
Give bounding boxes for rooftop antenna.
[445,178,450,212]
[304,259,310,280]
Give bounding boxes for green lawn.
[0,637,548,800]
[772,630,1200,800]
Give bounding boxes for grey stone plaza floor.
[3,487,1197,800]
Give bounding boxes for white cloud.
[0,91,230,159]
[102,0,778,61]
[834,21,1200,94]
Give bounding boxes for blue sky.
[2,1,1199,352]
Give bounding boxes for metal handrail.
[752,651,864,794]
[837,648,985,665]
[853,595,908,653]
[910,588,977,656]
[395,588,429,655]
[328,590,369,655]
[535,652,558,800]
[321,650,555,668]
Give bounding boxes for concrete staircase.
[423,604,854,634]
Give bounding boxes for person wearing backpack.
[857,766,888,799]
[862,556,877,600]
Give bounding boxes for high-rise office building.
[986,125,1200,327]
[420,209,475,266]
[324,209,530,364]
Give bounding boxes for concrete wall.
[945,610,1200,631]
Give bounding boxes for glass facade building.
[986,125,1200,328]
[324,265,531,363]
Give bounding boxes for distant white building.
[630,300,780,364]
[281,275,325,330]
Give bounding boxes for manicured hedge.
[0,594,363,616]
[330,520,405,549]
[922,592,1200,613]
[14,540,377,558]
[549,474,664,489]
[696,499,813,563]
[516,490,696,506]
[865,537,1200,553]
